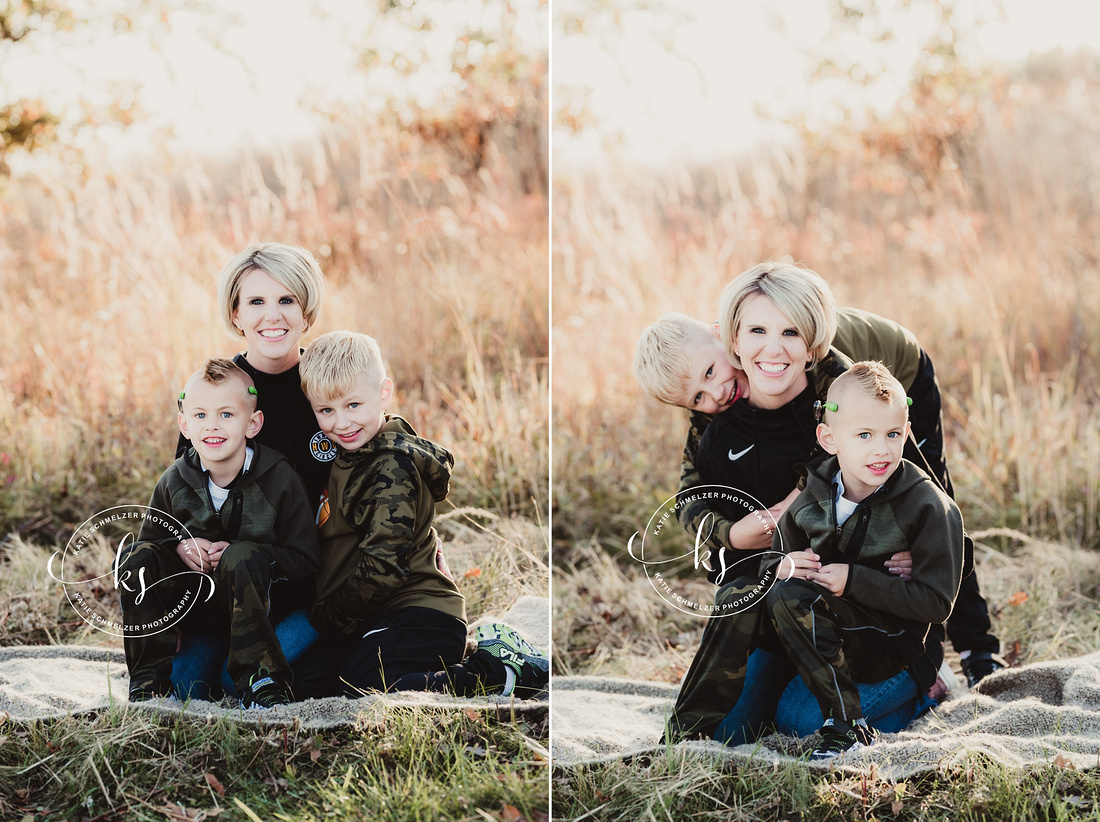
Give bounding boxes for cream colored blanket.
[0,596,548,727]
[551,653,1100,777]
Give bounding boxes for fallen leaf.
[892,800,903,814]
[310,748,322,762]
[1053,754,1076,769]
[204,773,225,797]
[1006,591,1029,606]
[464,567,482,578]
[1003,640,1022,667]
[501,804,525,822]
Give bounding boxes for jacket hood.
[336,414,453,503]
[178,440,288,491]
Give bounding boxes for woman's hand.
[884,550,913,581]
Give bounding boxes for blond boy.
[668,362,964,758]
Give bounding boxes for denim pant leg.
[219,609,321,696]
[713,648,796,745]
[774,670,935,736]
[172,633,229,701]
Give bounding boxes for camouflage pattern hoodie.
[139,442,320,580]
[311,414,466,637]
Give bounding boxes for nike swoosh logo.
[728,445,754,461]
[916,438,927,448]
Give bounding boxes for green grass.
[1,704,548,821]
[554,751,1100,821]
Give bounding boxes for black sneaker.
[241,668,292,708]
[128,679,172,702]
[810,718,875,761]
[960,651,1008,688]
[472,623,549,697]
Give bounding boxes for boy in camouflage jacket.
[118,358,319,708]
[293,330,471,697]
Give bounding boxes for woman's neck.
[242,349,300,376]
[746,373,809,410]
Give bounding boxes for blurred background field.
[0,2,549,819]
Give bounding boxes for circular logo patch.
[310,431,337,462]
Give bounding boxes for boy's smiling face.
[178,377,263,480]
[676,332,749,414]
[817,388,910,503]
[310,374,394,451]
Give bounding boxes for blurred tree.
[0,0,217,175]
[323,0,549,193]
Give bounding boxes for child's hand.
[205,541,229,571]
[176,538,224,574]
[778,550,821,580]
[809,563,849,595]
[884,550,913,581]
[727,488,800,552]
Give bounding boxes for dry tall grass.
[0,113,549,546]
[553,53,1100,558]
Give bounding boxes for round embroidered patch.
[309,431,337,462]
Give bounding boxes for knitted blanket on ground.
[551,653,1100,777]
[0,596,548,727]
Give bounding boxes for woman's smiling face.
[232,268,308,374]
[734,293,813,409]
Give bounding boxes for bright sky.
[4,0,546,159]
[553,0,1100,165]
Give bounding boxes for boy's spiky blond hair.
[633,313,716,405]
[300,330,387,403]
[179,357,257,412]
[827,360,907,412]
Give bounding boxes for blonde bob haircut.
[718,261,837,370]
[300,331,387,403]
[633,313,717,405]
[217,243,326,339]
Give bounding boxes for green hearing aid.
[814,397,911,423]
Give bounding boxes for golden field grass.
[551,50,1100,822]
[0,115,549,537]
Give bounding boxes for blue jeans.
[713,648,936,745]
[171,609,320,701]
